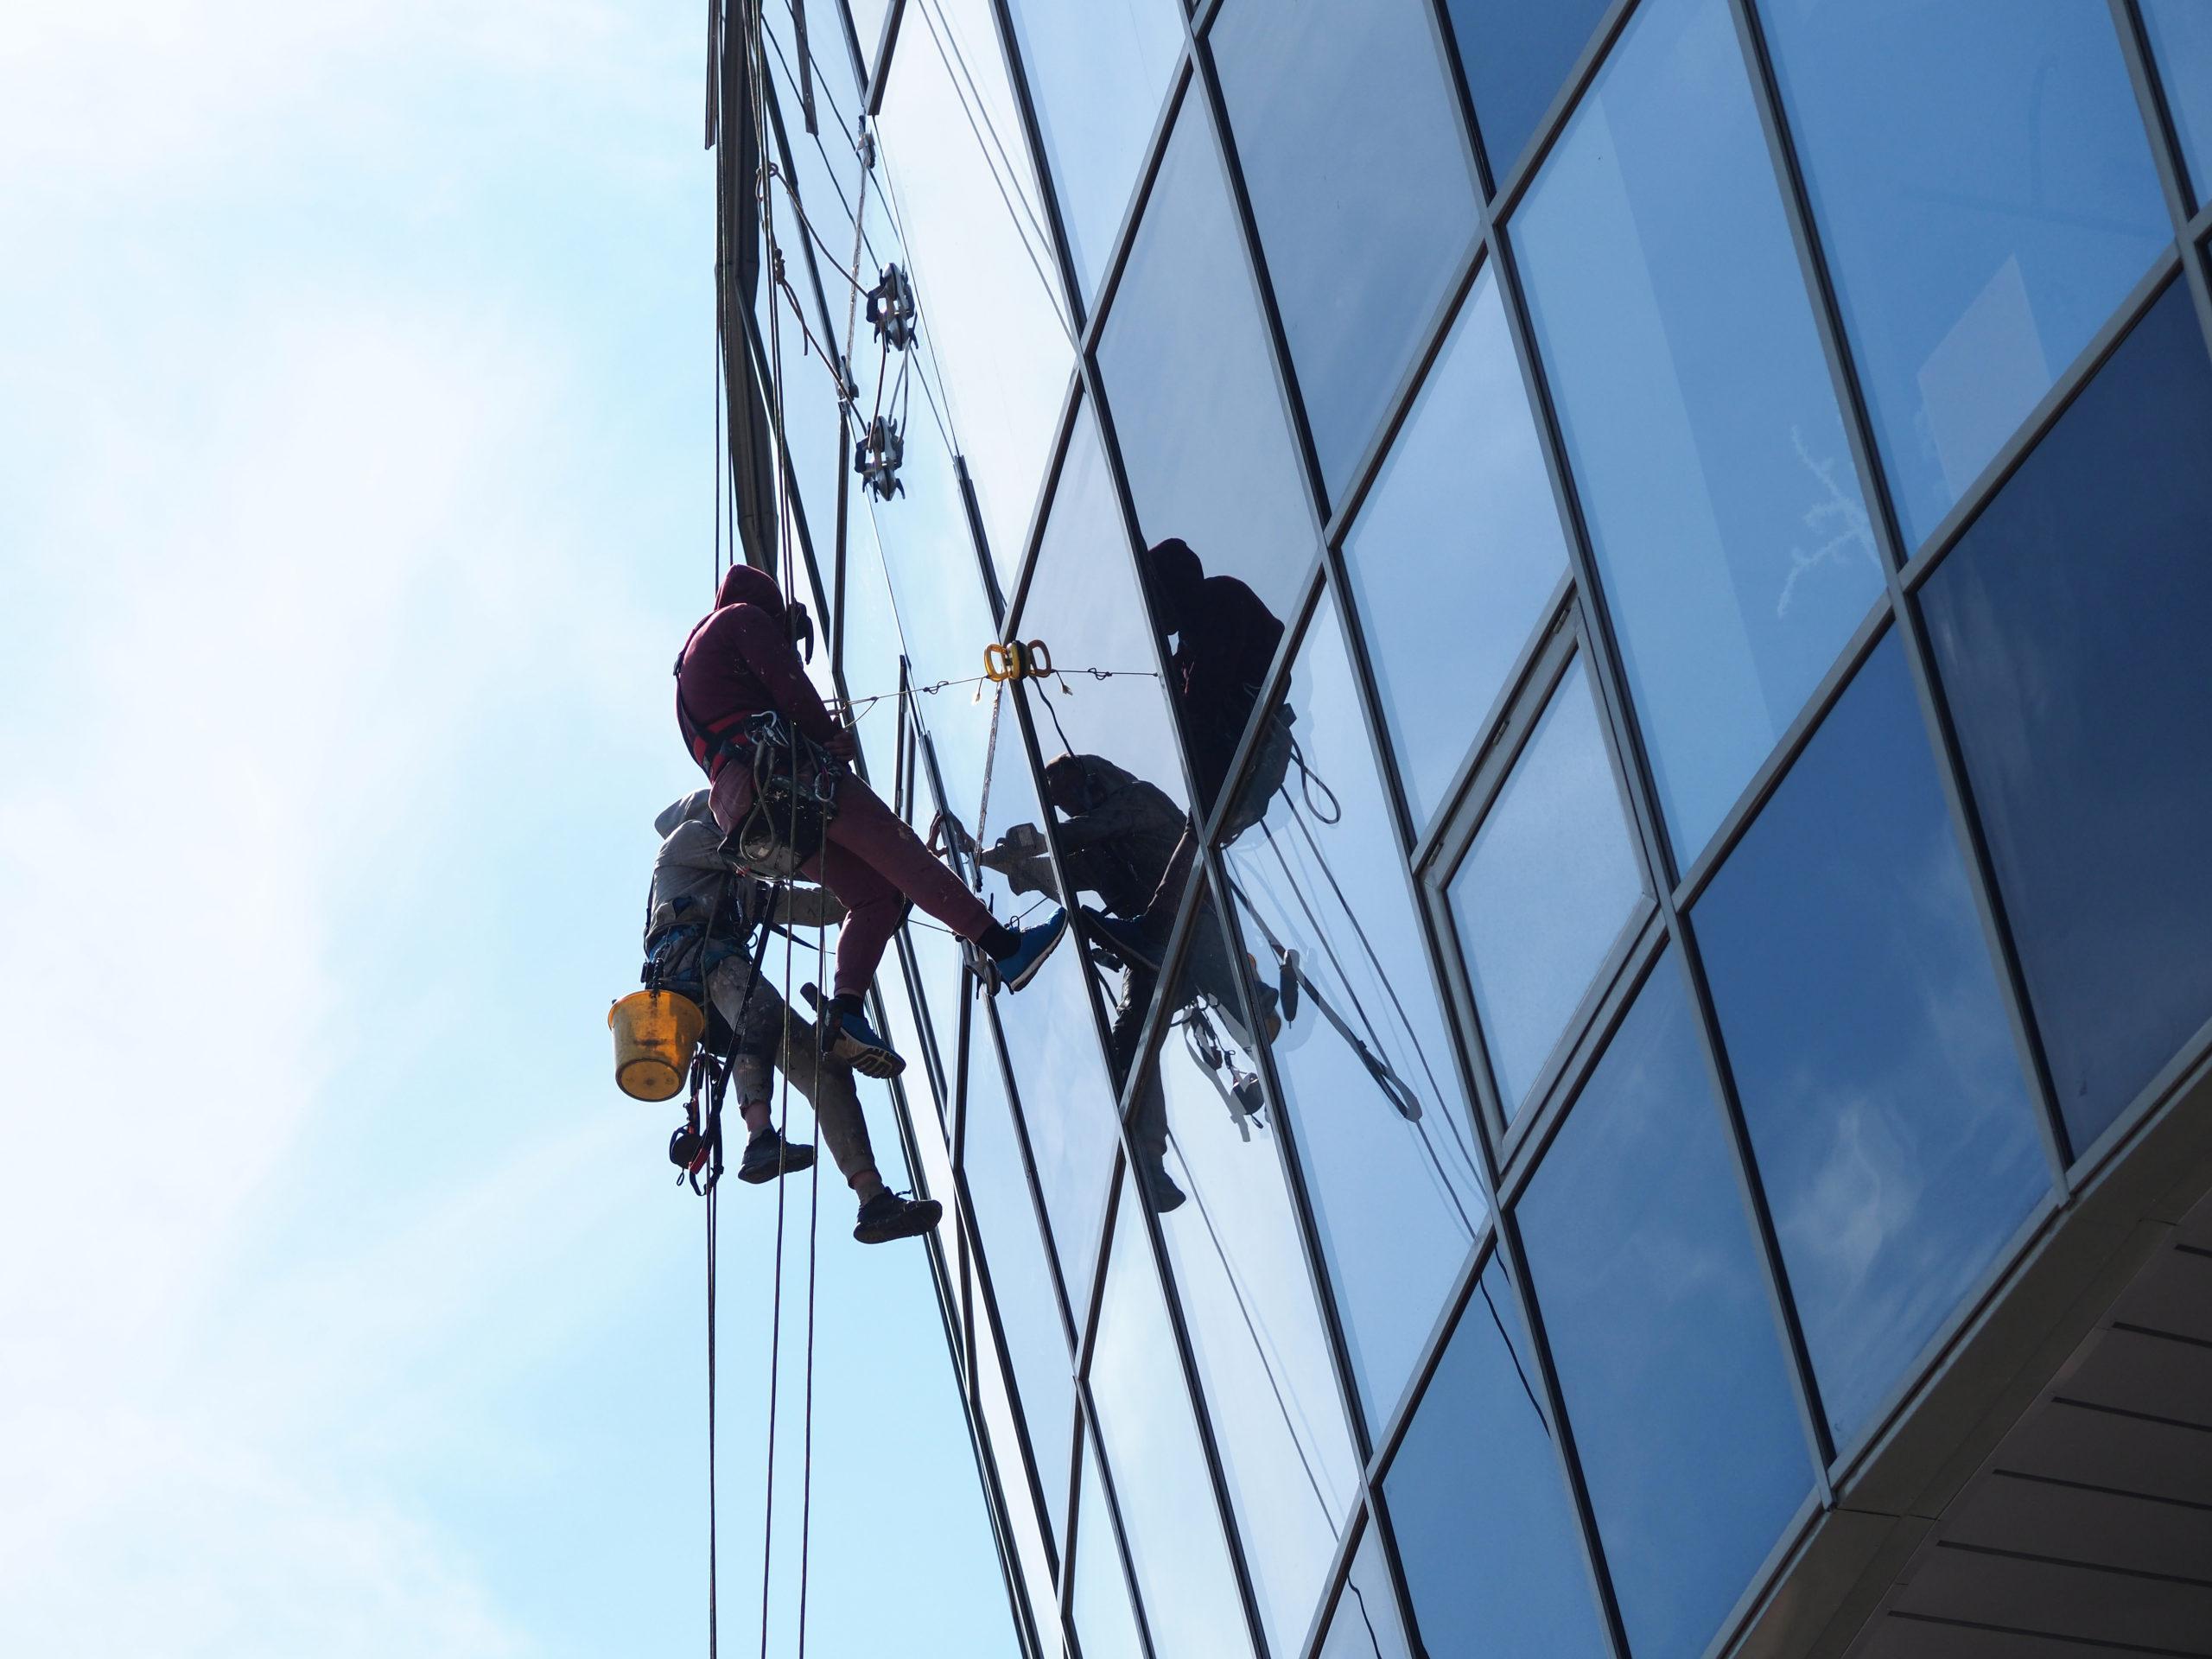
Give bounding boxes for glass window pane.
[1518,958,1812,1659]
[1132,882,1361,1654]
[1223,596,1491,1433]
[1446,656,1648,1118]
[1003,0,1186,302]
[1072,1435,1147,1659]
[1343,270,1571,830]
[1920,281,2212,1155]
[1440,0,1612,181]
[1759,0,2171,551]
[1512,0,1885,862]
[1383,1259,1611,1659]
[1089,1173,1256,1659]
[1098,97,1315,772]
[1695,635,2051,1446]
[961,1017,1077,1525]
[978,702,1122,1301]
[1313,1521,1414,1659]
[2144,0,2212,205]
[876,0,1076,586]
[977,1324,1065,1645]
[1211,0,1480,497]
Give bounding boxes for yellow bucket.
[608,989,706,1102]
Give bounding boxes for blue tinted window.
[1447,657,1648,1118]
[1090,1174,1255,1659]
[1313,1522,1414,1659]
[1921,282,2212,1154]
[1343,271,1571,830]
[1003,0,1185,302]
[1222,596,1491,1434]
[1696,636,2051,1445]
[1384,1259,1611,1659]
[1759,0,2171,550]
[1098,99,1315,639]
[1071,1437,1147,1659]
[1518,960,1812,1659]
[1513,0,1884,863]
[1440,0,1612,180]
[1211,0,1480,498]
[2144,0,2212,205]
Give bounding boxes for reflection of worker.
[675,564,1065,1078]
[643,791,940,1243]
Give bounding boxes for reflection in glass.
[1384,1259,1611,1659]
[1211,0,1480,495]
[1697,636,2049,1445]
[1222,595,1491,1433]
[1447,656,1647,1118]
[876,0,1075,584]
[1343,271,1570,830]
[959,1019,1077,1526]
[1440,0,1613,181]
[1072,1435,1147,1659]
[1922,282,2212,1154]
[1099,99,1316,630]
[1313,1521,1414,1659]
[1512,0,1883,862]
[976,704,1122,1301]
[1519,959,1811,1659]
[1090,1172,1255,1659]
[1138,882,1360,1655]
[2143,1,2212,203]
[1003,0,1186,302]
[1759,0,2170,550]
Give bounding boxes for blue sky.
[0,3,1014,1652]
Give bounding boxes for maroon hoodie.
[675,565,841,776]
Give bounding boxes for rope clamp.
[983,639,1053,683]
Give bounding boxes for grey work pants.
[709,957,879,1189]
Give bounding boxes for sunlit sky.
[0,3,1015,1652]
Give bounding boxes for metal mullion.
[1287,1503,1376,1659]
[1071,1385,1163,1659]
[1726,0,2080,1185]
[2112,2,2212,423]
[1479,0,1643,226]
[864,0,906,114]
[1001,372,1090,637]
[830,0,869,97]
[983,0,1090,334]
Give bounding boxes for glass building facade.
[728,3,2212,1655]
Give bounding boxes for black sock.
[981,922,1021,959]
[832,990,864,1016]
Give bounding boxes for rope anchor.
[854,415,905,500]
[982,639,1053,683]
[864,263,917,352]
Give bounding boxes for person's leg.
[709,958,818,1183]
[1112,964,1185,1214]
[815,777,1000,996]
[769,1003,886,1202]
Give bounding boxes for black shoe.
[823,1000,906,1079]
[853,1189,944,1244]
[1135,1157,1187,1215]
[737,1127,817,1185]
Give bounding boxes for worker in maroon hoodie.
[675,564,1065,1077]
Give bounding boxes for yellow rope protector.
[982,639,1053,683]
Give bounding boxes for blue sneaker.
[988,909,1068,993]
[824,1001,906,1079]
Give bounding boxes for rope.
[707,1184,721,1657]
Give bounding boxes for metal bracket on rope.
[855,415,905,500]
[864,264,917,352]
[982,639,1053,683]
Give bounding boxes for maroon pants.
[714,762,999,998]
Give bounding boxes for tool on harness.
[864,263,916,352]
[982,638,1052,683]
[728,710,842,875]
[855,415,904,500]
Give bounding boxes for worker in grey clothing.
[646,791,940,1244]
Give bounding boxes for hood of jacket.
[715,563,785,619]
[654,789,713,838]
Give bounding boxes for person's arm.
[773,884,849,929]
[728,606,850,752]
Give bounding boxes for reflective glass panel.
[877,0,1076,584]
[960,1018,1077,1524]
[1518,959,1812,1659]
[1447,655,1647,1118]
[1098,98,1314,780]
[1697,635,2050,1446]
[1513,0,1884,862]
[1089,1173,1255,1659]
[2144,0,2212,203]
[1440,0,1612,182]
[1004,0,1186,303]
[977,1324,1065,1646]
[1761,0,2171,551]
[1384,1258,1611,1659]
[1223,595,1491,1433]
[1313,1521,1414,1659]
[1132,881,1360,1655]
[977,704,1122,1301]
[1921,281,2212,1155]
[1342,270,1570,831]
[1211,0,1480,498]
[1072,1435,1147,1659]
